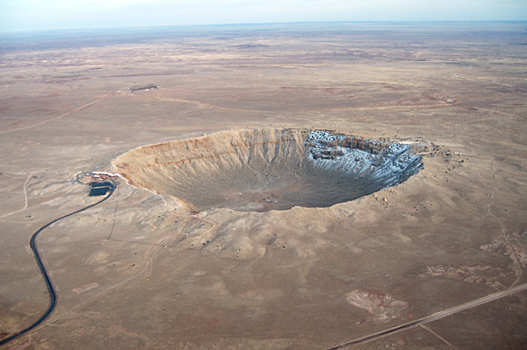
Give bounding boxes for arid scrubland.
[1,22,526,349]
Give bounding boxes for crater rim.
[112,128,424,212]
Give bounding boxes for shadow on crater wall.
[113,128,423,212]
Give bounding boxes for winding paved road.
[2,174,524,349]
[0,180,116,347]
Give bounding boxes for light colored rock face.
[345,290,410,323]
[112,128,423,212]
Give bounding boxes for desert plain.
[0,22,527,349]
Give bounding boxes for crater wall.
[112,128,423,212]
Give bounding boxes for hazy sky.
[1,0,526,32]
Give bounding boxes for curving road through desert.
[0,180,116,347]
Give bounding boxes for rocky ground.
[0,22,526,349]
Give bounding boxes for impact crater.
[113,128,423,212]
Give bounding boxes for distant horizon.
[1,0,526,33]
[1,19,527,35]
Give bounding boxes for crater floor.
[113,129,423,212]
